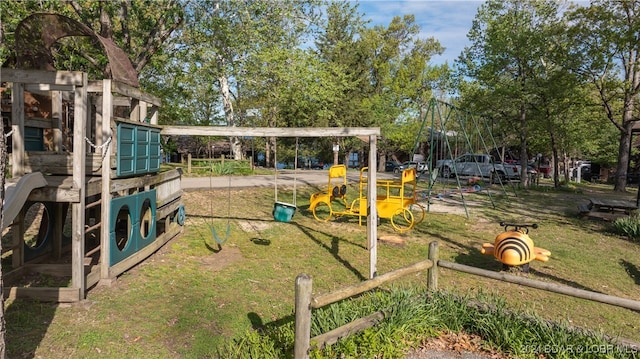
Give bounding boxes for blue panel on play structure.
[24,127,44,151]
[149,129,161,172]
[117,123,136,177]
[136,126,150,173]
[109,194,139,266]
[136,189,157,250]
[116,122,161,177]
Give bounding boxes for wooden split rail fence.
[293,241,640,359]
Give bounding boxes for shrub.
[216,288,634,359]
[611,215,640,242]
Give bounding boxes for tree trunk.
[519,102,529,188]
[550,132,560,188]
[563,153,570,183]
[218,75,243,160]
[378,153,386,173]
[613,122,633,192]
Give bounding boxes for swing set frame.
[161,126,382,279]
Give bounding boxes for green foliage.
[1,0,184,78]
[610,215,640,242]
[217,288,634,359]
[565,1,640,190]
[211,161,253,176]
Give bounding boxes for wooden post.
[187,153,192,174]
[139,100,148,122]
[100,79,113,282]
[71,72,88,300]
[51,90,63,152]
[294,274,312,359]
[427,241,439,291]
[11,82,24,177]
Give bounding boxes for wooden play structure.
[1,69,184,302]
[309,165,426,232]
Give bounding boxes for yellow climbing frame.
[309,165,425,232]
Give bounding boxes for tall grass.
[216,287,637,359]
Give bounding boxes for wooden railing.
[293,241,640,358]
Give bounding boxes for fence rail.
[293,240,640,359]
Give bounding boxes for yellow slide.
[2,172,47,231]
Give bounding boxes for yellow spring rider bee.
[481,222,551,273]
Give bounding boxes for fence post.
[427,241,439,291]
[187,153,192,174]
[294,274,313,359]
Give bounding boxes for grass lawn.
[3,175,640,358]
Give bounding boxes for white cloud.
[357,0,484,65]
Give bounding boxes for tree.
[565,0,640,191]
[457,0,567,187]
[1,0,184,82]
[181,0,321,160]
[350,14,445,168]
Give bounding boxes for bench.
[577,203,591,215]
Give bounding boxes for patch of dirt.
[237,220,272,232]
[419,199,469,216]
[405,331,510,359]
[199,246,243,272]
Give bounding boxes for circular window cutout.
[139,198,153,239]
[114,205,132,251]
[24,202,49,248]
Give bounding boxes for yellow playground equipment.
[481,222,551,273]
[309,165,426,232]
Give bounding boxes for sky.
[356,1,484,65]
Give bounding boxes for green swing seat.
[273,201,296,223]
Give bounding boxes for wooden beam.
[311,311,385,349]
[438,260,640,312]
[161,126,380,137]
[111,169,182,193]
[4,287,82,302]
[311,259,434,308]
[112,81,161,106]
[24,83,74,92]
[1,69,86,86]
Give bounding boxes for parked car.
[394,161,427,174]
[437,154,519,183]
[385,161,400,172]
[299,157,325,169]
